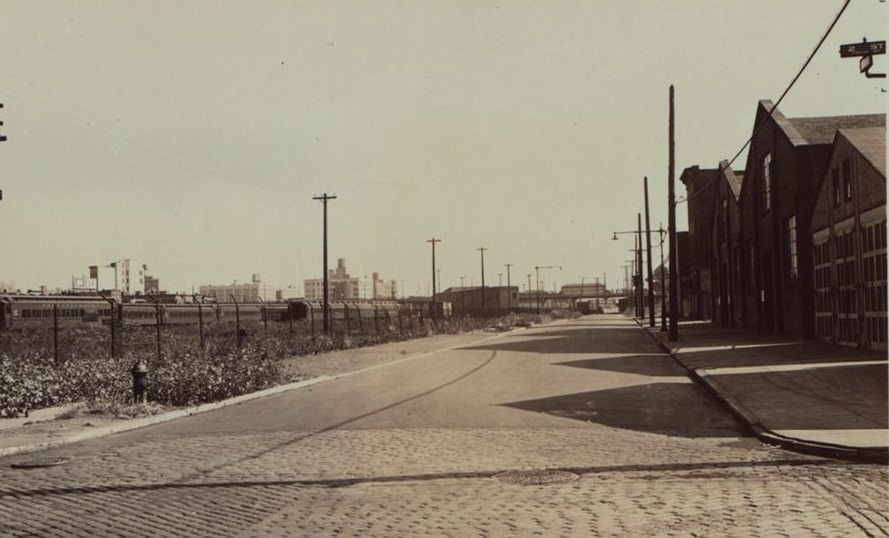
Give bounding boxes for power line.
[678,0,852,205]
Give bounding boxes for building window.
[842,158,853,202]
[761,153,772,211]
[786,215,798,279]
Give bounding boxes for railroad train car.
[0,294,439,331]
[0,295,113,330]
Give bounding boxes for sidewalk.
[642,319,888,463]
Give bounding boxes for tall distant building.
[304,258,360,301]
[372,272,397,299]
[199,274,262,303]
[104,259,145,294]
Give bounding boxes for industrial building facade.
[683,100,886,349]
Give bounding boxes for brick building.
[710,162,745,327]
[679,166,718,320]
[692,101,886,338]
[812,126,886,350]
[439,286,518,318]
[736,101,884,338]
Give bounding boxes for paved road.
[2,315,886,536]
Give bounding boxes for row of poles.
[614,86,679,341]
[318,86,679,340]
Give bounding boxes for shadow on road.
[556,354,685,377]
[460,328,659,355]
[502,382,748,438]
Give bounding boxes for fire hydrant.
[131,359,148,404]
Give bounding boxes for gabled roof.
[718,160,743,201]
[758,100,886,147]
[837,126,886,178]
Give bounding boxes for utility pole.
[659,224,668,332]
[526,273,532,312]
[668,85,679,341]
[637,214,644,319]
[505,263,513,312]
[644,176,655,327]
[313,193,337,335]
[477,247,487,318]
[1,103,6,244]
[535,265,561,314]
[427,238,441,321]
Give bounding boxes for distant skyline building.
[97,259,146,295]
[199,274,262,303]
[372,272,398,299]
[304,258,359,301]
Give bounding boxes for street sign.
[839,40,886,58]
[861,55,873,73]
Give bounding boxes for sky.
[0,1,886,298]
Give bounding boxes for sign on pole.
[839,40,886,58]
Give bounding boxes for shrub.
[0,312,509,417]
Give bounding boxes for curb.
[1,330,515,459]
[636,319,888,464]
[0,375,334,458]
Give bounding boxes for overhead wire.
[676,0,852,205]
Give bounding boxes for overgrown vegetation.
[0,313,517,418]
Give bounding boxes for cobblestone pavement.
[1,317,886,536]
[2,427,885,536]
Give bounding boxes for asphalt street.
[1,315,886,536]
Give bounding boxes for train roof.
[0,294,112,304]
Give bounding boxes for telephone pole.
[313,193,337,335]
[427,238,441,321]
[504,263,513,312]
[644,176,655,328]
[477,247,488,318]
[668,85,679,341]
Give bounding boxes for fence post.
[356,304,364,334]
[373,304,379,333]
[344,303,351,335]
[53,304,59,366]
[398,308,403,332]
[103,297,117,358]
[197,301,205,350]
[288,301,293,333]
[232,298,242,349]
[262,304,268,334]
[154,301,162,362]
[309,302,316,351]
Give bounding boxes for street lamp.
[613,227,644,318]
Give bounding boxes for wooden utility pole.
[427,238,441,321]
[505,263,513,312]
[637,213,644,319]
[668,85,679,341]
[477,247,487,318]
[313,193,337,335]
[644,176,655,327]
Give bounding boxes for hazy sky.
[0,1,886,297]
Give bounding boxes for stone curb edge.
[635,319,888,464]
[0,374,333,459]
[0,329,520,459]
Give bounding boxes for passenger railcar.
[0,295,113,330]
